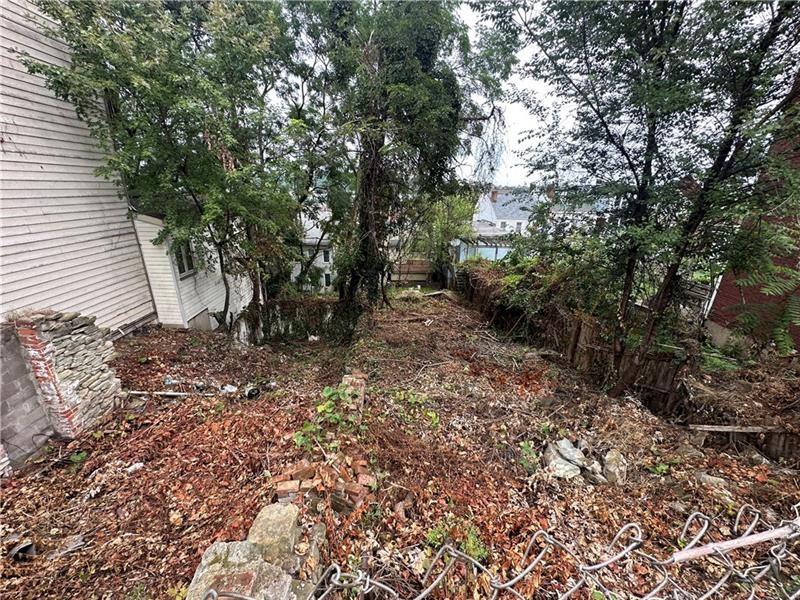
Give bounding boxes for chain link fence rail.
[205,502,800,600]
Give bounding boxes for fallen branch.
[686,424,784,434]
[127,390,216,398]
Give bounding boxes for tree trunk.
[345,127,385,307]
[215,241,231,332]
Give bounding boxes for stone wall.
[0,325,53,465]
[186,503,326,600]
[2,311,120,453]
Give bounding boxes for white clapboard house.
[1,0,249,333]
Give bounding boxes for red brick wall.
[708,70,800,348]
[709,264,800,348]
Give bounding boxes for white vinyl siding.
[135,215,252,329]
[0,0,155,330]
[176,254,252,330]
[133,216,184,327]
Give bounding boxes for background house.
[293,211,336,292]
[133,214,251,330]
[474,188,535,234]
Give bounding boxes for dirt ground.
[1,294,798,599]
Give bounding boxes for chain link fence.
[205,502,800,599]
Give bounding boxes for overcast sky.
[459,5,543,188]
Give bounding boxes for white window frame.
[175,242,195,279]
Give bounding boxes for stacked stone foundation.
[2,310,120,457]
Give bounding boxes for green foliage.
[479,1,800,375]
[700,344,739,374]
[68,450,88,473]
[294,384,360,450]
[26,0,357,312]
[424,522,449,549]
[425,517,488,562]
[460,526,488,563]
[330,2,506,305]
[647,462,671,477]
[412,191,479,276]
[519,440,539,474]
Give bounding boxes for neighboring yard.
[1,294,798,598]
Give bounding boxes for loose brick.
[275,480,300,498]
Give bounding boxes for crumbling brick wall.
[1,311,121,465]
[0,324,53,465]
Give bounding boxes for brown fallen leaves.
[1,298,798,599]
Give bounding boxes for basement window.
[175,243,195,278]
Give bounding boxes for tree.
[412,190,477,284]
[27,1,370,325]
[481,1,800,393]
[321,1,504,307]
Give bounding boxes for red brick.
[344,481,367,501]
[276,480,300,497]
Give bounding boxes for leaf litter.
[1,297,798,598]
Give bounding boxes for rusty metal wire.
[207,502,800,600]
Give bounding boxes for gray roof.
[491,189,541,220]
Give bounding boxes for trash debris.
[8,539,37,561]
[220,384,238,394]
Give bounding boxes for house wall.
[134,215,252,329]
[177,259,245,328]
[1,0,155,331]
[133,216,184,327]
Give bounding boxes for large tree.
[482,1,800,393]
[322,1,504,307]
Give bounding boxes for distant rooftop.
[487,187,544,220]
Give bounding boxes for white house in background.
[293,210,336,292]
[0,0,247,333]
[133,214,251,330]
[475,187,540,234]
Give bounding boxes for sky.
[459,4,545,188]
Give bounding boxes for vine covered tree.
[323,0,505,307]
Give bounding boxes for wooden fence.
[459,268,691,412]
[459,268,799,464]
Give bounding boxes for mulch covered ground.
[1,294,798,599]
